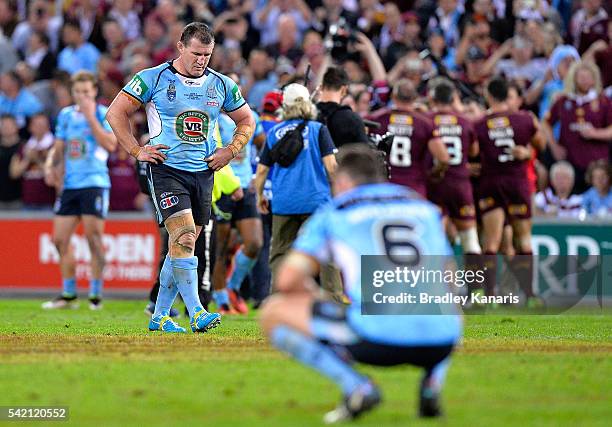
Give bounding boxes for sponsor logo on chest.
[175,110,209,143]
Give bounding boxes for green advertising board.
[531,219,612,299]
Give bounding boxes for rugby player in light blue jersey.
[260,145,462,423]
[42,71,117,311]
[106,22,256,333]
[212,72,266,315]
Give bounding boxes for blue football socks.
[271,325,367,395]
[424,357,451,396]
[89,279,103,298]
[213,289,230,307]
[62,278,76,297]
[154,255,179,317]
[172,256,204,318]
[227,249,257,291]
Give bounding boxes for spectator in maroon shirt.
[108,145,146,211]
[570,0,609,55]
[9,113,55,209]
[582,19,612,89]
[543,61,612,193]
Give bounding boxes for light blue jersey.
[55,105,112,189]
[122,62,246,172]
[293,183,462,347]
[217,110,264,188]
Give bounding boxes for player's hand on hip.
[230,187,244,201]
[256,195,269,214]
[204,147,233,171]
[137,144,169,164]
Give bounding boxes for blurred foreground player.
[106,22,255,332]
[260,145,462,423]
[42,71,117,310]
[474,77,546,302]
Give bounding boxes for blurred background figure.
[9,113,55,210]
[535,161,583,218]
[581,159,612,218]
[0,114,23,209]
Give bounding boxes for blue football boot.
[190,307,221,333]
[149,312,186,333]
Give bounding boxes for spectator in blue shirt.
[254,83,342,298]
[581,159,612,218]
[0,70,43,129]
[57,19,101,75]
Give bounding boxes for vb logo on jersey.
[160,195,179,209]
[175,110,209,143]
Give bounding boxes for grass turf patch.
[0,300,610,426]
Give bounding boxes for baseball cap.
[261,90,283,113]
[282,83,310,107]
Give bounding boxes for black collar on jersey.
[167,60,209,79]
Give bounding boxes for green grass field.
[1,300,610,427]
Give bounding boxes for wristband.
[129,145,143,159]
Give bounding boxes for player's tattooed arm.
[206,104,256,170]
[106,92,169,164]
[227,105,256,156]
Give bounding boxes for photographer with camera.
[316,66,368,148]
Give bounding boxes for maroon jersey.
[108,152,141,211]
[475,111,536,179]
[545,94,612,170]
[429,112,476,179]
[368,108,436,195]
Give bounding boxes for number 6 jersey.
[121,62,246,172]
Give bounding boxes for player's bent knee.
[166,213,197,256]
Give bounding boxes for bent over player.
[106,22,256,333]
[43,71,117,310]
[260,145,462,423]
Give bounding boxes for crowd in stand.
[0,0,610,219]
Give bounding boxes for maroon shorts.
[427,177,476,221]
[477,176,531,219]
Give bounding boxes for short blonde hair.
[281,98,318,121]
[564,61,602,96]
[71,70,97,87]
